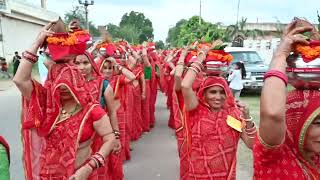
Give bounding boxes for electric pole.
[78,0,94,30]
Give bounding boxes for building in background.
[0,0,58,62]
[241,22,285,64]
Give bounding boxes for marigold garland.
[207,51,233,63]
[46,30,89,46]
[295,44,320,60]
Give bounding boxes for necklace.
[60,104,80,121]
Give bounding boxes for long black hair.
[236,61,246,79]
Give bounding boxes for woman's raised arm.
[13,22,55,99]
[259,20,312,146]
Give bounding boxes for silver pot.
[286,54,320,89]
[204,61,228,76]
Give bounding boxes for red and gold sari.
[126,65,143,141]
[86,53,124,180]
[22,64,105,179]
[149,51,159,127]
[96,57,131,161]
[254,90,320,180]
[184,77,242,180]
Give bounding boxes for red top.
[79,106,106,143]
[253,134,307,180]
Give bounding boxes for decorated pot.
[286,54,320,89]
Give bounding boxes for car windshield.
[229,51,263,64]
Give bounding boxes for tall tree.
[64,6,100,37]
[166,16,227,47]
[225,17,264,41]
[166,19,187,47]
[107,11,154,44]
[155,40,165,49]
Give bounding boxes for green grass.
[237,93,260,175]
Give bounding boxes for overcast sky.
[26,0,320,41]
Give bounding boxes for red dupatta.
[185,76,241,180]
[254,90,320,180]
[93,55,125,180]
[285,90,320,178]
[22,64,98,180]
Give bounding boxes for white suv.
[225,47,268,90]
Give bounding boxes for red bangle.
[263,70,288,86]
[22,51,38,63]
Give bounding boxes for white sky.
[25,0,320,41]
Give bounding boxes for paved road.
[0,86,251,180]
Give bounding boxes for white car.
[225,47,268,90]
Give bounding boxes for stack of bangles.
[22,51,38,64]
[176,62,184,67]
[188,61,204,74]
[86,152,105,170]
[241,115,257,139]
[113,130,120,139]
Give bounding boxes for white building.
[0,0,59,62]
[244,38,281,65]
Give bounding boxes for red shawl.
[22,64,99,180]
[185,76,241,180]
[254,90,320,179]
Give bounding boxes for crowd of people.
[0,17,319,180]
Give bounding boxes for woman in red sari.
[180,47,256,180]
[13,22,116,180]
[96,56,136,161]
[254,19,320,179]
[74,52,124,180]
[126,52,145,140]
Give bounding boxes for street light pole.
[236,0,241,27]
[78,0,94,30]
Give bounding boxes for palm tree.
[225,17,264,46]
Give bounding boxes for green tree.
[166,19,187,47]
[225,17,264,41]
[107,11,154,44]
[64,6,100,37]
[155,40,165,49]
[167,16,227,47]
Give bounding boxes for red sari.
[87,54,124,180]
[127,65,143,141]
[110,75,131,161]
[167,74,175,129]
[141,78,151,132]
[254,90,320,180]
[185,77,242,180]
[22,64,106,180]
[149,52,159,127]
[96,57,131,161]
